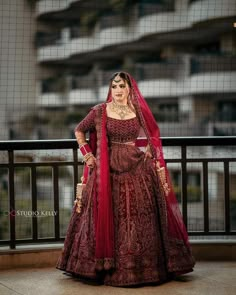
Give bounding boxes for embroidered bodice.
[74,108,140,143]
[107,117,140,143]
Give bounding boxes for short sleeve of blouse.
[74,109,96,133]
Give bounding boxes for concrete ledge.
[191,241,236,261]
[0,247,62,270]
[0,241,236,270]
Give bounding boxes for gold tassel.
[74,182,86,213]
[156,162,171,196]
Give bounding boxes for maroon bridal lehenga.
[57,74,195,287]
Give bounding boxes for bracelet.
[83,152,93,162]
[79,143,92,156]
[79,143,93,162]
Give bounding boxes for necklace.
[110,100,132,119]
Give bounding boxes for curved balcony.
[134,71,236,98]
[138,79,180,98]
[207,122,236,136]
[135,59,183,81]
[189,0,236,24]
[68,89,97,105]
[138,0,236,39]
[37,93,66,107]
[69,36,99,55]
[98,86,109,101]
[138,11,187,37]
[189,72,236,94]
[37,0,236,63]
[38,44,69,62]
[191,55,236,75]
[99,26,132,47]
[36,0,76,15]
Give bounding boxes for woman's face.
[111,76,130,105]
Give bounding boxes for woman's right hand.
[86,155,96,169]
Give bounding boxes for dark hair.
[110,71,131,87]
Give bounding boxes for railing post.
[203,162,209,233]
[181,145,188,228]
[31,166,38,241]
[224,161,230,234]
[8,150,16,249]
[53,165,60,240]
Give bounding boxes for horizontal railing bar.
[1,159,236,169]
[0,136,236,151]
[166,158,236,163]
[1,232,236,245]
[188,232,236,235]
[0,162,83,167]
[0,238,65,245]
[162,136,236,146]
[0,139,77,151]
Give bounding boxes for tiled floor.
[0,261,235,295]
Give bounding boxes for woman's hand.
[86,155,96,169]
[144,145,152,162]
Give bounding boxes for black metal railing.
[0,136,236,249]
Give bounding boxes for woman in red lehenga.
[56,72,195,286]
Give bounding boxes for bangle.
[83,152,93,162]
[79,143,92,156]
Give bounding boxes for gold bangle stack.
[83,152,93,162]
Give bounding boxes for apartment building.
[0,0,37,140]
[33,0,236,140]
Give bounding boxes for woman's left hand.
[144,150,152,162]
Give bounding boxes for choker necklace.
[111,100,132,120]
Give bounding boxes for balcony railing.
[135,58,182,80]
[137,0,175,17]
[191,55,236,75]
[0,137,236,249]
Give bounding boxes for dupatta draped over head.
[87,72,194,272]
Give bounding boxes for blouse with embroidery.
[74,109,140,143]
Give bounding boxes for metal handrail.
[0,136,236,249]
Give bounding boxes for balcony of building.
[36,0,76,16]
[188,54,236,95]
[68,74,98,105]
[37,78,68,107]
[36,0,236,64]
[204,103,236,136]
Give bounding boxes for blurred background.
[0,0,236,141]
[0,0,236,243]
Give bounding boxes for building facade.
[0,0,37,140]
[33,0,236,140]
